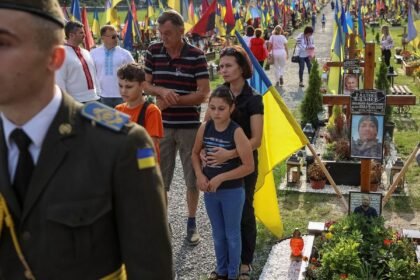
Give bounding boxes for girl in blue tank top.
[192,85,254,280]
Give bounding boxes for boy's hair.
[117,63,145,83]
[303,26,314,35]
[255,28,262,38]
[209,85,235,107]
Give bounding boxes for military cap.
[0,0,65,27]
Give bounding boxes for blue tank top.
[203,120,243,190]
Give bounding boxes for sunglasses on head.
[220,47,238,56]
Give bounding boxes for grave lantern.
[303,123,315,143]
[390,158,405,190]
[286,154,301,186]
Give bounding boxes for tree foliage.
[300,59,323,127]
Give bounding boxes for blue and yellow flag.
[137,148,156,169]
[147,0,155,18]
[123,11,133,51]
[70,0,81,21]
[92,7,100,38]
[328,0,343,95]
[235,31,309,238]
[105,0,122,25]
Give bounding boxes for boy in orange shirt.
[116,63,163,161]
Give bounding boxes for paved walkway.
[266,5,335,111]
[168,5,336,280]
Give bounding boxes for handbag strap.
[292,43,298,56]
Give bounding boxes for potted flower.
[307,162,327,189]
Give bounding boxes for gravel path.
[168,5,335,280]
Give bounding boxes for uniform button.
[22,231,31,241]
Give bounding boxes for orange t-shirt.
[115,102,163,162]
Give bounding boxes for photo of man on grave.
[343,73,359,95]
[351,115,384,159]
[349,192,382,218]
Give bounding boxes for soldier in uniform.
[0,0,172,279]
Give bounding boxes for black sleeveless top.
[202,120,243,190]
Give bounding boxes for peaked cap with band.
[0,0,65,27]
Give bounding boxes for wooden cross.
[322,42,417,192]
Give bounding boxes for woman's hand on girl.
[206,147,232,166]
[208,175,223,192]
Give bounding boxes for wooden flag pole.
[382,142,420,208]
[306,143,349,211]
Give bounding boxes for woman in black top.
[204,45,264,279]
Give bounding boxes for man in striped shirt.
[144,10,210,246]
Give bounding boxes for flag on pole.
[92,7,100,38]
[123,11,134,51]
[357,5,366,45]
[190,0,217,35]
[168,0,181,13]
[105,0,122,25]
[81,6,95,50]
[328,0,343,95]
[70,0,81,22]
[147,0,155,18]
[235,31,309,238]
[224,0,235,34]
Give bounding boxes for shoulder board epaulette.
[81,102,130,132]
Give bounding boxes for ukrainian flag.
[137,148,156,169]
[236,31,309,238]
[92,7,100,38]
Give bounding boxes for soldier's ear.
[47,45,65,71]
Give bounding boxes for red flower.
[340,273,348,279]
[384,239,393,246]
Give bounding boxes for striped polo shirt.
[145,40,209,128]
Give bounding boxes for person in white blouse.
[296,26,315,87]
[380,25,394,67]
[56,21,100,103]
[268,25,288,86]
[242,25,255,48]
[91,25,134,108]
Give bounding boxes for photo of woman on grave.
[343,73,359,95]
[351,115,384,159]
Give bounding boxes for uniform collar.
[0,86,62,151]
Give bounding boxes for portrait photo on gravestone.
[343,73,359,95]
[351,115,384,160]
[349,192,382,218]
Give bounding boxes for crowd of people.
[0,0,271,279]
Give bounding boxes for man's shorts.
[160,127,198,192]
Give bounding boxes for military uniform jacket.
[0,93,172,279]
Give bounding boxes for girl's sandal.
[238,264,253,280]
[208,271,228,280]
